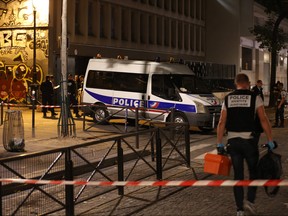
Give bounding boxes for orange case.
[204,153,231,176]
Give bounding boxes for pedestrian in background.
[77,75,84,104]
[251,80,264,101]
[273,82,286,128]
[217,73,275,216]
[40,75,58,118]
[68,74,81,118]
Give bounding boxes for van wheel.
[92,106,109,124]
[170,112,189,130]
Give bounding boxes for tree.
[250,0,288,107]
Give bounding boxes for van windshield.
[170,75,211,94]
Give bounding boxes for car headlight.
[194,101,206,113]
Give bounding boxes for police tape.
[1,103,88,108]
[0,179,288,187]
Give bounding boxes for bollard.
[117,139,124,195]
[156,129,162,180]
[65,150,74,216]
[0,101,3,126]
[185,124,191,168]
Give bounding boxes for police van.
[81,58,221,131]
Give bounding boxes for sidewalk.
[0,106,288,215]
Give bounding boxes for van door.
[111,72,148,119]
[147,74,181,121]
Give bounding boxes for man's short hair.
[257,80,262,84]
[235,73,249,84]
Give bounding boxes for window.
[152,75,181,101]
[178,22,183,49]
[178,0,183,14]
[111,7,117,39]
[75,0,81,35]
[190,24,195,51]
[242,47,253,70]
[114,73,148,93]
[121,8,129,41]
[184,23,189,50]
[171,0,176,12]
[164,0,170,10]
[88,0,94,36]
[100,4,107,38]
[149,15,155,44]
[184,0,189,16]
[171,20,176,48]
[164,18,170,46]
[140,14,147,44]
[86,71,148,93]
[190,0,195,18]
[196,25,200,51]
[157,0,162,8]
[86,71,113,89]
[157,17,162,45]
[131,12,138,42]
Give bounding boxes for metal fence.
[0,123,192,216]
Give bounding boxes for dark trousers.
[42,96,55,114]
[69,95,79,114]
[227,137,259,211]
[275,105,284,126]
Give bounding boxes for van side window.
[114,73,148,93]
[152,75,180,101]
[86,70,148,93]
[86,70,113,89]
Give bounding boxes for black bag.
[257,150,282,197]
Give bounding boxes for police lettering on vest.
[224,90,256,132]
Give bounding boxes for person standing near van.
[40,75,57,118]
[68,74,81,118]
[251,80,264,101]
[273,82,286,128]
[217,73,274,216]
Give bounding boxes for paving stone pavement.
[0,106,288,216]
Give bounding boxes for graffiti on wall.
[0,0,49,103]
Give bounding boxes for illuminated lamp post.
[31,0,37,129]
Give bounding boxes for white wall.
[205,0,241,71]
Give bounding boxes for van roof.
[86,58,194,75]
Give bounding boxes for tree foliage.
[252,0,288,107]
[250,15,288,52]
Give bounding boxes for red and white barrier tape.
[1,179,287,187]
[1,103,88,108]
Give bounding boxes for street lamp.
[31,0,37,129]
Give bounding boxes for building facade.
[51,0,207,76]
[1,0,287,103]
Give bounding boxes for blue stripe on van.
[148,101,196,112]
[86,89,196,113]
[85,89,113,104]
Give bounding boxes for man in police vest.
[217,73,275,216]
[273,82,286,128]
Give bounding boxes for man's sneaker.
[237,211,244,216]
[244,201,257,215]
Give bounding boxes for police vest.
[224,90,256,132]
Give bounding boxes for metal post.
[135,107,139,149]
[0,102,3,125]
[117,139,124,195]
[65,149,74,216]
[0,181,2,216]
[32,8,37,129]
[185,124,191,168]
[156,129,162,180]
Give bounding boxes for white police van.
[81,58,221,131]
